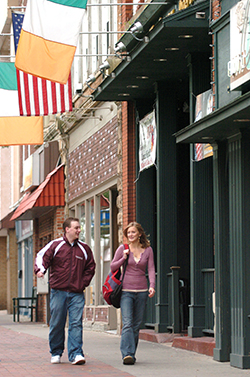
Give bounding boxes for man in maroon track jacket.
[34,217,96,366]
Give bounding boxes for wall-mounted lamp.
[130,21,144,41]
[86,74,96,90]
[114,41,127,53]
[100,61,110,71]
[99,61,110,78]
[114,41,128,60]
[130,21,143,34]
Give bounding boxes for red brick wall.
[121,102,136,228]
[33,208,64,322]
[85,306,94,321]
[121,0,133,26]
[37,295,47,324]
[0,237,7,310]
[7,230,18,313]
[54,207,65,239]
[68,117,118,201]
[211,1,221,108]
[38,214,54,240]
[83,306,109,323]
[94,307,109,322]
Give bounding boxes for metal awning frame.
[175,91,250,144]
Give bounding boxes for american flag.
[12,12,72,116]
[195,143,203,161]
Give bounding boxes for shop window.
[90,197,94,251]
[100,191,110,303]
[79,204,86,242]
[71,186,118,306]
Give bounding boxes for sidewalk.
[0,311,250,377]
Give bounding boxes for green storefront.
[95,0,250,369]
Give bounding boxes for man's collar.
[64,234,78,245]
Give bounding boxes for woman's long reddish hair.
[123,221,150,248]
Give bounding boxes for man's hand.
[37,271,44,278]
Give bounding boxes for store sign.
[139,110,157,172]
[194,89,213,161]
[194,89,213,122]
[228,0,250,90]
[179,0,194,11]
[23,152,40,191]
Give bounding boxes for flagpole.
[10,2,171,8]
[1,30,144,36]
[0,54,124,58]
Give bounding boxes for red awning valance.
[11,164,65,221]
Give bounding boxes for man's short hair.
[63,217,80,232]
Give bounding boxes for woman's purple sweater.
[110,244,155,291]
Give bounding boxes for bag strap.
[121,244,129,282]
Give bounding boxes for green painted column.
[187,53,214,338]
[213,142,231,362]
[228,131,250,369]
[155,82,178,333]
[135,101,157,327]
[188,156,214,337]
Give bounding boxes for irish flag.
[15,0,88,85]
[0,62,43,146]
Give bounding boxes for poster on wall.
[194,89,213,161]
[228,0,250,90]
[139,110,157,172]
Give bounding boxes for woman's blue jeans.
[49,289,85,362]
[120,291,148,360]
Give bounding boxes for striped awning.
[11,164,65,221]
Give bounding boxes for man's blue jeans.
[120,291,148,360]
[49,289,85,361]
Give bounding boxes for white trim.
[68,176,117,208]
[54,240,66,256]
[77,241,88,260]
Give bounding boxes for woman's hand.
[148,287,155,298]
[123,249,129,259]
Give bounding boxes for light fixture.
[130,21,144,41]
[75,82,83,94]
[99,61,110,71]
[165,47,179,51]
[136,75,149,79]
[86,74,96,84]
[86,74,96,90]
[153,58,167,62]
[118,93,130,97]
[114,42,126,53]
[233,119,250,122]
[130,21,143,34]
[114,42,128,60]
[178,34,193,39]
[127,85,139,88]
[196,11,206,19]
[99,61,110,78]
[201,136,213,140]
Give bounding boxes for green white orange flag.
[15,0,88,85]
[0,62,43,146]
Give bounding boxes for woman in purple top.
[110,221,155,365]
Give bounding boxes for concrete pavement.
[0,310,250,376]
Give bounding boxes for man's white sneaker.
[72,355,86,365]
[51,355,61,364]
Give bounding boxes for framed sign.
[139,110,157,172]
